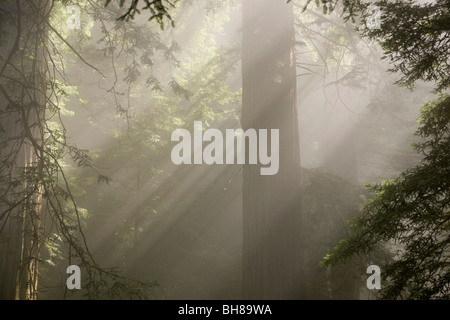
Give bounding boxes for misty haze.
[0,0,449,301]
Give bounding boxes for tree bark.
[242,0,303,299]
[0,0,47,300]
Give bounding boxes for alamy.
[171,121,279,175]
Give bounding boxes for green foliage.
[300,0,363,22]
[0,0,185,299]
[303,0,450,300]
[74,39,240,273]
[363,0,450,92]
[80,266,160,299]
[301,168,372,298]
[322,95,450,299]
[105,0,177,28]
[303,0,450,92]
[58,1,240,298]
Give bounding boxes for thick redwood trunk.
[0,0,47,300]
[242,0,303,299]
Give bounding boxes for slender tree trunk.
[130,140,143,278]
[0,0,47,300]
[242,0,303,299]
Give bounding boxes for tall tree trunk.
[242,0,303,299]
[0,0,47,300]
[130,140,143,278]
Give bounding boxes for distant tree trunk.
[130,140,143,278]
[323,127,358,184]
[0,0,47,300]
[242,0,303,299]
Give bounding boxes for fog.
[0,0,446,300]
